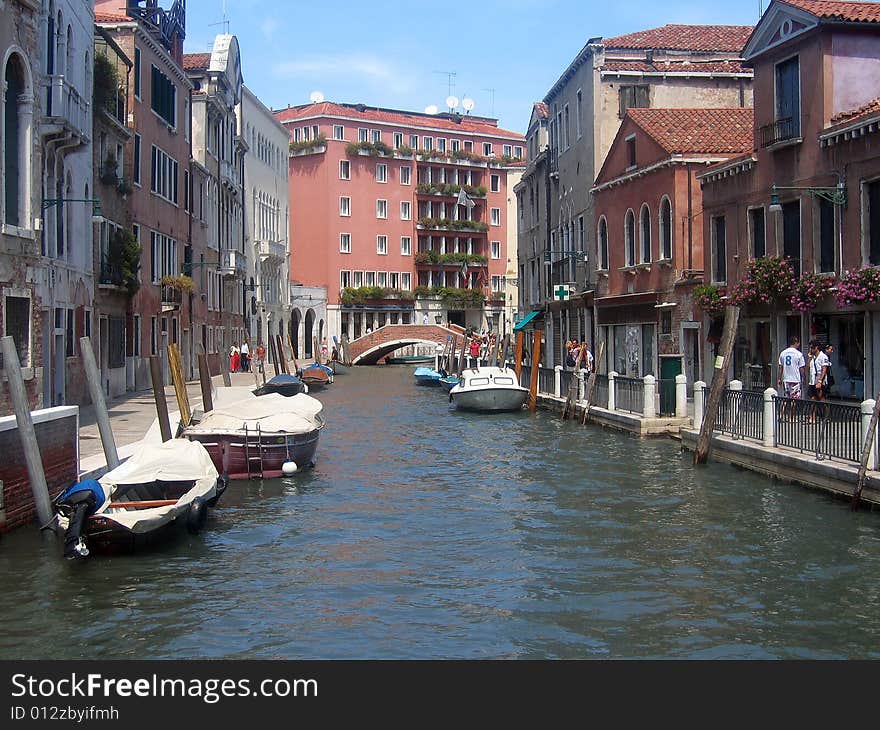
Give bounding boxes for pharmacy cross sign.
[554,284,572,301]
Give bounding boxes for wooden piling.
[582,341,606,425]
[150,356,172,442]
[853,392,880,510]
[528,330,542,412]
[514,331,524,380]
[457,335,467,375]
[1,336,54,529]
[499,334,510,368]
[79,336,120,471]
[219,344,232,387]
[197,353,213,413]
[694,305,740,465]
[167,343,192,428]
[313,336,321,365]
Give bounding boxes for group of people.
[564,340,595,373]
[229,340,254,373]
[777,336,835,409]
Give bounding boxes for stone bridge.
[345,324,465,365]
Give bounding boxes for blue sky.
[183,0,764,134]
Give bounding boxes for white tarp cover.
[187,392,324,435]
[99,439,218,488]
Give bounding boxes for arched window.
[624,209,635,267]
[597,216,608,271]
[659,196,672,260]
[4,53,32,228]
[640,204,651,263]
[66,25,73,88]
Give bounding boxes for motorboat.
[298,363,334,390]
[255,373,308,397]
[54,439,227,559]
[181,392,325,479]
[413,366,443,386]
[449,366,529,412]
[439,374,460,391]
[386,355,434,365]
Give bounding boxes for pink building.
[275,101,525,347]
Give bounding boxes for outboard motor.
[54,480,105,559]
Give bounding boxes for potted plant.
[728,256,797,307]
[835,267,880,307]
[694,284,725,316]
[160,274,195,294]
[790,272,835,312]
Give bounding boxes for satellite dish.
[309,90,325,103]
[462,97,475,112]
[445,95,459,110]
[424,104,439,115]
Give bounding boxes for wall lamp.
[43,197,103,222]
[543,249,588,266]
[768,182,847,213]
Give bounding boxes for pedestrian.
[823,343,836,397]
[240,339,250,372]
[807,339,830,421]
[229,342,240,373]
[321,338,328,360]
[255,342,266,373]
[582,344,594,373]
[469,336,480,364]
[777,336,805,419]
[423,312,430,325]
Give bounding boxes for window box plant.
[835,267,880,308]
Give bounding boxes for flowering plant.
[694,285,725,315]
[728,256,797,307]
[835,267,880,308]
[790,273,834,312]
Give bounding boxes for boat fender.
[282,460,298,476]
[186,497,208,534]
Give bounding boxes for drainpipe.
[686,163,693,271]
[545,145,552,367]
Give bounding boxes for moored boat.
[439,374,460,391]
[449,366,529,412]
[297,363,334,389]
[386,355,434,365]
[255,373,308,397]
[54,439,227,559]
[414,366,443,386]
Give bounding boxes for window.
[377,235,387,255]
[340,270,351,289]
[869,180,880,266]
[3,295,31,366]
[490,174,500,193]
[378,271,387,287]
[133,134,141,185]
[749,207,765,259]
[150,145,178,203]
[358,128,368,142]
[782,200,801,275]
[491,208,501,226]
[333,125,344,140]
[659,198,672,259]
[483,142,493,157]
[376,163,387,183]
[353,271,363,287]
[451,140,460,153]
[108,317,125,368]
[183,170,190,212]
[150,231,178,282]
[3,54,31,227]
[376,199,387,219]
[409,134,418,149]
[818,198,835,273]
[371,129,381,143]
[598,217,609,270]
[365,271,376,286]
[400,166,411,185]
[339,160,350,179]
[132,314,141,357]
[133,47,141,98]
[400,201,411,220]
[576,89,582,138]
[640,204,651,263]
[775,55,800,138]
[619,85,649,118]
[491,241,501,259]
[712,215,727,283]
[423,137,433,151]
[626,135,636,169]
[393,132,403,148]
[503,144,512,157]
[401,272,411,291]
[150,65,176,127]
[340,233,351,253]
[340,196,351,216]
[492,275,502,292]
[437,138,446,153]
[514,146,523,158]
[390,272,400,289]
[625,210,635,266]
[400,236,411,255]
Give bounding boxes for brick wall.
[0,407,79,533]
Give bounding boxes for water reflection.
[2,365,880,658]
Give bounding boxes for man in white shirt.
[581,345,595,373]
[240,340,250,372]
[777,336,805,399]
[808,339,830,402]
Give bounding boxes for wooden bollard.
[79,336,120,471]
[150,356,172,442]
[197,353,213,413]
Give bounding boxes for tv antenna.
[434,70,457,98]
[209,0,230,34]
[483,88,496,117]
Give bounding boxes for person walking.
[240,339,250,372]
[582,344,594,373]
[777,335,805,420]
[423,312,430,325]
[807,340,830,423]
[230,342,240,373]
[822,343,836,397]
[255,342,266,374]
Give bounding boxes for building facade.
[275,101,525,352]
[698,0,880,399]
[516,23,755,367]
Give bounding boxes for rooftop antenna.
[758,0,764,17]
[209,0,230,34]
[434,70,457,98]
[483,87,496,117]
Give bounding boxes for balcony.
[160,285,182,310]
[218,248,247,278]
[759,117,800,148]
[220,159,239,189]
[258,239,287,263]
[98,256,125,291]
[43,75,89,144]
[414,251,488,269]
[415,183,487,199]
[416,218,489,234]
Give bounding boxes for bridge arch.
[345,323,465,365]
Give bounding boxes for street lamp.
[769,182,847,213]
[42,197,103,223]
[543,249,588,266]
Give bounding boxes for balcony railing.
[218,248,247,277]
[46,75,89,140]
[759,117,797,148]
[258,239,287,261]
[161,285,182,307]
[220,159,238,188]
[99,255,124,288]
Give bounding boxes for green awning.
[513,310,542,332]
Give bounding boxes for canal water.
[2,365,880,659]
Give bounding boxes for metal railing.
[519,365,532,389]
[560,368,575,397]
[759,116,797,147]
[538,367,555,395]
[615,376,644,415]
[715,389,764,441]
[47,75,89,138]
[594,374,608,407]
[99,256,123,287]
[774,396,861,463]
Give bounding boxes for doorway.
[683,326,700,394]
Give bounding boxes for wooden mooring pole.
[1,336,54,529]
[694,305,740,465]
[582,341,606,425]
[528,330,542,412]
[167,343,191,428]
[514,331,524,380]
[197,353,213,414]
[219,343,232,387]
[79,336,120,471]
[149,356,172,442]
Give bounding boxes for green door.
[660,357,682,416]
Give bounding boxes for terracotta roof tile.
[183,53,212,71]
[534,102,549,119]
[602,24,754,52]
[627,107,755,154]
[829,96,880,124]
[601,60,750,74]
[274,101,525,141]
[95,11,131,22]
[776,0,880,23]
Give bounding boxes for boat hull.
[414,376,441,386]
[387,356,434,365]
[451,387,529,412]
[185,429,320,480]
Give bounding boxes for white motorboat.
[449,366,529,412]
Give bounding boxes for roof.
[533,102,549,119]
[95,11,131,22]
[627,108,755,154]
[183,52,211,71]
[601,59,750,75]
[776,0,880,23]
[831,96,880,123]
[602,24,754,52]
[274,101,525,141]
[513,310,543,332]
